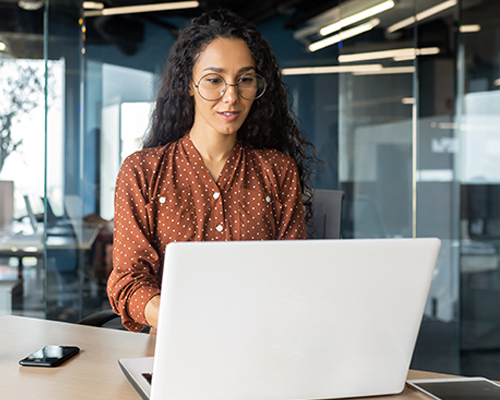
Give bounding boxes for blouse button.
[159,196,166,204]
[213,192,220,200]
[265,196,271,203]
[216,224,223,232]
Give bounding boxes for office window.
[0,54,64,318]
[0,59,64,217]
[98,65,154,219]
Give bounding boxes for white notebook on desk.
[119,237,441,400]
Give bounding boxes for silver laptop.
[119,238,441,400]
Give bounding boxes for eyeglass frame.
[192,72,267,101]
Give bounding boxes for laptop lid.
[147,238,440,400]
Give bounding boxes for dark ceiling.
[0,0,343,34]
[0,0,343,57]
[0,0,494,62]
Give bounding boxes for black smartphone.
[19,345,80,367]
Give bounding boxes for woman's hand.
[144,295,161,330]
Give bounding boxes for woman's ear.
[188,81,195,97]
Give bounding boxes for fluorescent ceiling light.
[353,66,415,75]
[387,16,416,33]
[418,47,441,55]
[417,0,457,20]
[339,47,440,62]
[494,78,500,86]
[392,54,415,61]
[18,0,43,10]
[320,0,394,36]
[460,24,481,33]
[401,97,415,104]
[83,1,104,9]
[309,19,380,52]
[392,47,440,61]
[387,0,457,33]
[282,64,383,75]
[0,41,6,51]
[84,1,198,17]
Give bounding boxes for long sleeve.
[107,152,161,332]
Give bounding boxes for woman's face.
[189,37,256,138]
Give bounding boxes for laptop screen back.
[151,238,440,400]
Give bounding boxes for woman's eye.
[239,75,254,83]
[203,76,223,85]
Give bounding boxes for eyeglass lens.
[197,73,266,100]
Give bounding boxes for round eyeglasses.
[194,73,266,101]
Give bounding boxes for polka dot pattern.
[107,134,306,331]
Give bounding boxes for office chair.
[79,309,151,333]
[308,189,344,239]
[79,309,120,327]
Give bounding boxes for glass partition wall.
[43,1,82,323]
[302,0,462,373]
[0,1,46,319]
[458,0,500,378]
[1,0,500,378]
[44,1,180,323]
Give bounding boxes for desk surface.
[1,315,452,400]
[1,315,155,400]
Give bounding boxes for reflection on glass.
[458,0,500,379]
[333,0,461,375]
[28,345,63,361]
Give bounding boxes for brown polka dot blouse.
[107,134,306,331]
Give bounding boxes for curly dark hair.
[143,9,316,225]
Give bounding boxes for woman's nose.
[222,83,239,103]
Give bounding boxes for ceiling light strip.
[340,48,415,62]
[459,24,481,33]
[387,16,416,33]
[18,0,44,11]
[320,0,394,36]
[418,47,441,56]
[353,66,416,75]
[339,47,440,62]
[387,0,457,33]
[417,0,457,20]
[84,1,199,17]
[83,1,104,10]
[309,19,380,52]
[282,64,383,75]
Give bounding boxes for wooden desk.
[1,315,155,400]
[1,315,451,400]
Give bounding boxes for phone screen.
[411,380,500,400]
[19,345,80,367]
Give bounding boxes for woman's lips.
[218,111,240,121]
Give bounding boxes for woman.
[107,9,316,332]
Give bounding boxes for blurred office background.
[0,0,499,379]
